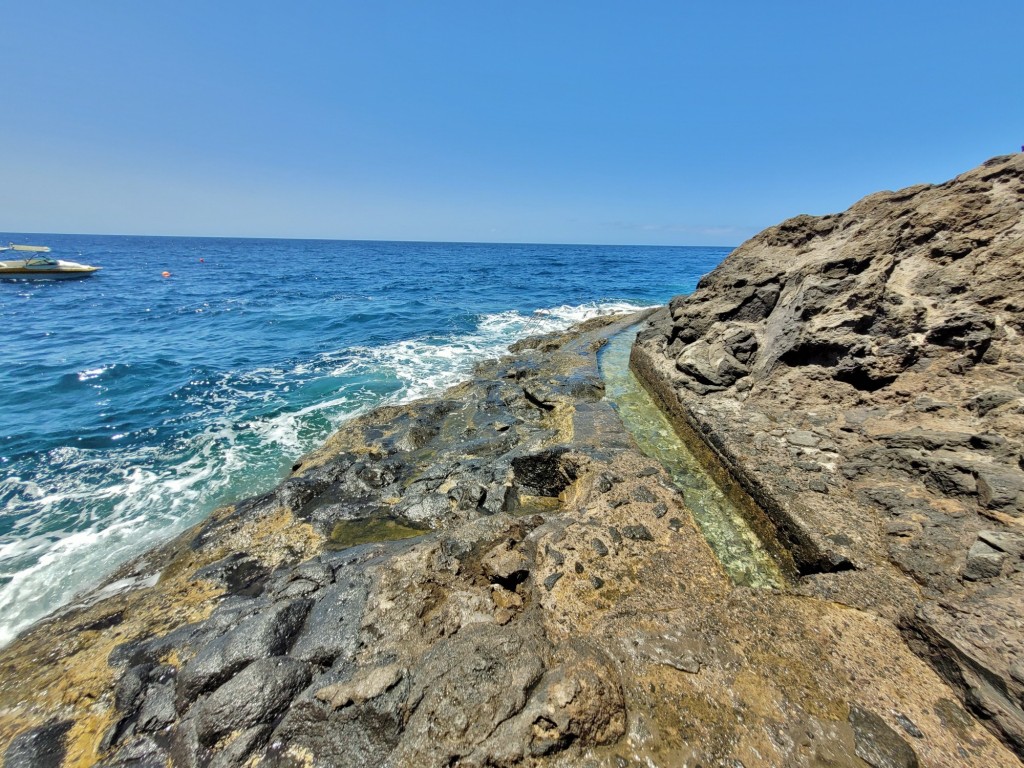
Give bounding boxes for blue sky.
[2,2,1021,245]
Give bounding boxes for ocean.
[0,234,729,646]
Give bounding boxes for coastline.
[3,155,1024,766]
[0,283,669,650]
[631,152,1024,759]
[1,307,1017,767]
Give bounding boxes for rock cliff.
[634,152,1024,757]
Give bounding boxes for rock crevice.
[634,153,1024,758]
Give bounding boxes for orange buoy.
[162,271,171,278]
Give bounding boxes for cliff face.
[634,153,1024,755]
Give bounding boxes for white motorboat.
[0,244,101,279]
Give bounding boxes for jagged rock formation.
[3,157,1024,768]
[634,153,1024,758]
[1,312,1015,767]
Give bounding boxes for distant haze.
[2,2,1021,245]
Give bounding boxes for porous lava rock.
[634,153,1024,757]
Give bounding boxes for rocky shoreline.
[633,152,1024,761]
[2,156,1023,767]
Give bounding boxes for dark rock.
[176,598,312,707]
[590,575,605,589]
[631,487,656,503]
[977,529,1024,556]
[3,721,73,768]
[676,339,750,388]
[894,712,924,739]
[193,656,312,746]
[787,431,820,448]
[725,326,761,363]
[544,572,564,591]
[292,557,335,587]
[208,725,271,768]
[652,502,668,518]
[885,521,919,537]
[75,609,125,632]
[109,620,215,671]
[848,705,919,768]
[481,483,519,515]
[136,680,176,732]
[511,448,579,497]
[273,578,320,600]
[94,736,167,768]
[976,468,1024,512]
[877,429,973,452]
[190,553,269,596]
[290,574,370,665]
[167,715,202,768]
[923,456,977,497]
[608,527,623,544]
[592,538,609,557]
[275,476,331,516]
[447,481,487,511]
[545,545,565,566]
[968,390,1018,415]
[964,541,1007,581]
[925,311,994,355]
[270,663,409,766]
[114,663,153,714]
[391,622,547,765]
[621,525,654,542]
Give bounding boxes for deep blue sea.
[0,234,729,645]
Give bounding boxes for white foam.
[344,300,654,404]
[77,365,111,381]
[0,300,651,647]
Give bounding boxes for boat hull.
[0,260,101,280]
[0,269,100,280]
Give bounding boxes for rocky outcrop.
[3,157,1024,767]
[634,153,1024,758]
[2,312,1017,766]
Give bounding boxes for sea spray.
[0,235,728,646]
[0,301,654,645]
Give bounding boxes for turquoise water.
[0,234,729,644]
[599,330,784,589]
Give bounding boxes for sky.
[2,2,1022,246]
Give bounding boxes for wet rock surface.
[2,160,1023,765]
[634,153,1024,760]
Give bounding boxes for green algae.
[327,514,430,551]
[599,331,785,589]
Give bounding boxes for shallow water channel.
[599,330,785,589]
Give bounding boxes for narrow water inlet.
[327,514,431,551]
[599,330,787,589]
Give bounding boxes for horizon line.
[0,229,739,251]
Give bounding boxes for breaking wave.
[0,300,650,646]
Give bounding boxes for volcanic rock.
[634,152,1024,757]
